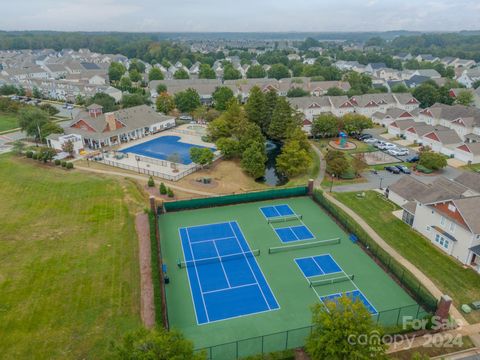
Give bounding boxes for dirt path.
[135,213,155,329]
[76,166,217,196]
[322,191,467,325]
[310,142,326,187]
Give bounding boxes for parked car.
[406,155,420,163]
[388,148,409,156]
[375,141,387,149]
[384,143,397,150]
[395,165,411,174]
[359,134,373,140]
[384,166,400,174]
[364,138,377,144]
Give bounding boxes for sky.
[2,0,480,32]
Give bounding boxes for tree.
[344,71,373,94]
[267,63,290,80]
[32,86,43,99]
[174,88,201,113]
[148,67,164,81]
[455,90,474,106]
[352,154,368,176]
[412,82,441,108]
[212,86,234,111]
[241,141,267,178]
[245,86,268,132]
[246,65,266,79]
[190,147,214,167]
[156,84,167,94]
[86,93,117,112]
[419,150,447,170]
[342,113,373,135]
[198,64,216,79]
[264,90,278,134]
[159,182,167,195]
[312,114,339,138]
[174,68,190,79]
[129,59,146,74]
[119,76,132,92]
[61,140,75,157]
[472,80,480,89]
[306,295,387,360]
[121,93,147,108]
[326,87,345,96]
[391,84,410,93]
[167,187,174,198]
[276,140,312,177]
[326,156,349,177]
[216,137,240,159]
[207,117,231,141]
[268,97,299,141]
[38,147,57,163]
[18,107,50,142]
[147,176,155,187]
[39,103,59,116]
[112,328,205,360]
[223,64,242,80]
[129,69,142,83]
[156,92,175,114]
[108,62,126,82]
[286,87,309,97]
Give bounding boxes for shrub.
[31,153,38,160]
[66,162,74,169]
[167,188,174,198]
[159,182,167,195]
[26,151,33,158]
[54,159,61,166]
[61,161,67,168]
[148,176,155,187]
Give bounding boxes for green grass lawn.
[0,155,144,358]
[0,112,19,132]
[462,163,480,173]
[333,191,480,323]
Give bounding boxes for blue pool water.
[120,135,215,165]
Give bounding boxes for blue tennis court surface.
[321,290,378,315]
[295,254,342,277]
[275,225,315,243]
[179,221,279,324]
[121,135,215,165]
[260,204,295,219]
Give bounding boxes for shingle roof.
[388,176,430,202]
[454,172,480,193]
[452,197,480,234]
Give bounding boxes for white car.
[383,143,397,150]
[364,138,377,144]
[388,148,409,156]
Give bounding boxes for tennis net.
[309,274,354,287]
[267,214,302,224]
[178,249,260,268]
[268,238,340,254]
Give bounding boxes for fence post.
[236,341,238,359]
[285,330,289,349]
[396,307,402,326]
[261,335,264,355]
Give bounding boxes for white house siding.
[455,148,480,164]
[387,190,409,207]
[412,204,472,264]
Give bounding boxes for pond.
[257,140,288,186]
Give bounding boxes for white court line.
[202,282,258,295]
[259,205,281,219]
[187,236,237,245]
[229,221,281,311]
[185,228,210,323]
[212,240,232,288]
[182,251,256,266]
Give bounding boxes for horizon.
[3,0,480,33]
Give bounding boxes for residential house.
[457,68,480,88]
[454,143,480,164]
[421,128,463,156]
[64,104,176,149]
[46,133,84,154]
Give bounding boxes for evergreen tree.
[241,141,267,179]
[264,89,278,134]
[276,140,312,177]
[245,86,268,131]
[268,97,298,141]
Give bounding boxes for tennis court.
[295,253,377,315]
[159,196,427,356]
[179,221,279,324]
[261,204,315,243]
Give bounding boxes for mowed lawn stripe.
[0,155,142,358]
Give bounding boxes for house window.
[449,222,456,233]
[434,234,450,250]
[440,216,446,227]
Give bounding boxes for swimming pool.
[120,135,215,165]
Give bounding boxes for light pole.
[379,177,384,190]
[330,174,335,193]
[135,155,141,174]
